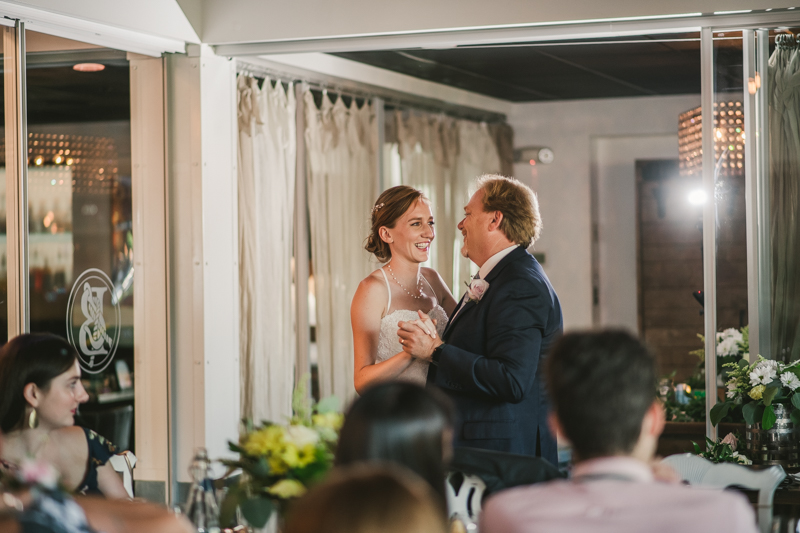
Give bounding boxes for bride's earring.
[28,408,38,429]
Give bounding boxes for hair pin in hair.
[372,203,385,214]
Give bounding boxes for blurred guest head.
[365,185,432,263]
[335,382,454,505]
[284,464,448,533]
[545,330,662,463]
[0,333,88,433]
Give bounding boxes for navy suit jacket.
[427,247,562,464]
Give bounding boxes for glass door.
[24,30,134,452]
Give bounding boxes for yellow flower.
[277,443,301,469]
[312,412,343,431]
[296,444,317,468]
[243,425,285,457]
[749,385,766,400]
[267,479,306,499]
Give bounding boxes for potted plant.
[711,356,800,468]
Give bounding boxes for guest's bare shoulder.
[48,426,89,464]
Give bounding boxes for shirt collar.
[478,244,519,280]
[572,457,654,483]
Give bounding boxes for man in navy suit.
[398,175,562,463]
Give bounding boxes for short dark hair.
[365,186,428,262]
[0,334,79,433]
[335,382,454,508]
[284,465,448,533]
[545,330,656,460]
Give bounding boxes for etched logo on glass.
[66,268,121,374]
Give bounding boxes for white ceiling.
[198,0,795,45]
[4,0,199,43]
[4,0,798,51]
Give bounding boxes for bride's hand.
[411,310,437,339]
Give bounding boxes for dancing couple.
[351,175,563,462]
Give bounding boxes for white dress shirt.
[478,244,519,280]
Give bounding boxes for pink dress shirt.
[480,456,758,533]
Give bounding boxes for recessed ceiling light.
[73,63,105,72]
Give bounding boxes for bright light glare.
[688,190,707,205]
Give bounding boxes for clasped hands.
[397,310,443,361]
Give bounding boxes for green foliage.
[692,434,750,465]
[240,496,274,528]
[710,402,730,426]
[763,386,780,407]
[763,405,777,430]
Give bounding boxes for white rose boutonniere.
[465,278,490,303]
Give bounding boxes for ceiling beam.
[214,10,800,57]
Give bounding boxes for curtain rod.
[235,58,507,124]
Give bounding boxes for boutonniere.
[464,278,490,303]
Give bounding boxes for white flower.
[284,425,319,448]
[726,382,738,399]
[716,337,740,357]
[716,328,744,357]
[732,452,752,465]
[465,278,489,303]
[781,372,800,391]
[750,362,778,387]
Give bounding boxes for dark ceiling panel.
[333,33,713,102]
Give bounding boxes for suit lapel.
[443,297,476,340]
[443,247,528,340]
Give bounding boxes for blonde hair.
[284,465,448,533]
[476,174,541,247]
[365,186,428,262]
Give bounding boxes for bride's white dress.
[375,268,449,385]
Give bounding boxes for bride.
[351,186,457,393]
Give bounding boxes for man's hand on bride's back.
[397,311,442,361]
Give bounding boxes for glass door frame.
[3,19,29,338]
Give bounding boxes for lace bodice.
[376,305,448,385]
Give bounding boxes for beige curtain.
[769,35,800,361]
[452,120,502,291]
[305,92,377,402]
[238,76,297,422]
[389,111,503,293]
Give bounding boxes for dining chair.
[662,453,785,506]
[109,450,137,498]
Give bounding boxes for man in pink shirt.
[480,330,758,533]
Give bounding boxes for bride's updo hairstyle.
[365,186,428,262]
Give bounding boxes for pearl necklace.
[386,263,425,299]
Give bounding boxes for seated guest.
[0,334,128,498]
[0,429,193,533]
[284,464,448,533]
[480,330,757,533]
[335,382,454,509]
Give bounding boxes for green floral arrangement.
[689,326,749,386]
[711,356,800,430]
[693,432,751,465]
[219,379,343,528]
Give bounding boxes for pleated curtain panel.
[305,91,377,403]
[237,76,297,422]
[388,110,504,293]
[768,36,800,361]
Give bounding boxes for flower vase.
[745,403,800,470]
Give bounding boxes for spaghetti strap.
[421,273,438,305]
[379,267,392,312]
